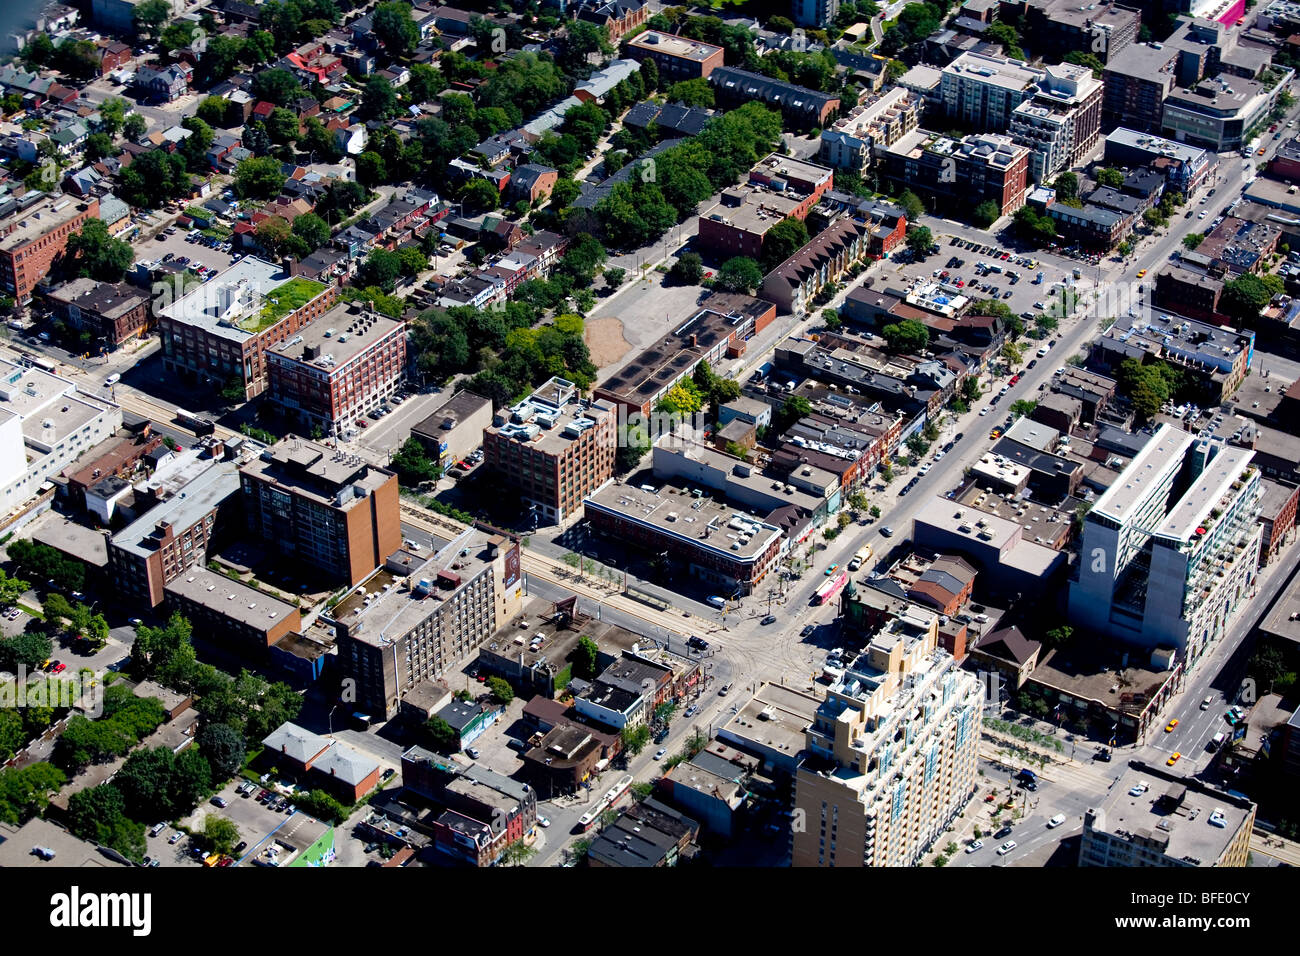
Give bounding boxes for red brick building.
[0,195,99,304]
[45,277,151,347]
[625,30,725,80]
[266,301,406,437]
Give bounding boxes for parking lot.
[177,777,302,866]
[343,389,453,460]
[881,235,1081,326]
[135,223,238,278]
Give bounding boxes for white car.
[1047,814,1066,829]
[537,815,551,828]
[980,407,991,416]
[965,840,983,853]
[933,451,945,461]
[653,748,667,760]
[997,841,1018,856]
[1198,211,1207,220]
[105,373,120,385]
[919,463,932,475]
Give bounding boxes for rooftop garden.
[242,277,327,333]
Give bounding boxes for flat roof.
[584,481,784,562]
[0,817,129,868]
[241,436,392,507]
[330,528,500,648]
[627,30,722,61]
[486,376,615,457]
[1155,444,1254,542]
[0,194,93,252]
[1004,416,1059,452]
[165,569,299,631]
[112,463,240,561]
[1090,761,1254,865]
[268,301,404,370]
[942,51,1043,92]
[1259,563,1300,645]
[32,515,110,567]
[1089,424,1195,527]
[157,256,303,343]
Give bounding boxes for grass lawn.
[243,277,327,332]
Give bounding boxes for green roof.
[242,277,327,333]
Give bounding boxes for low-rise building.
[697,154,834,260]
[625,30,725,80]
[760,218,872,315]
[1080,761,1255,866]
[45,278,151,349]
[164,569,301,658]
[411,391,493,470]
[880,131,1029,218]
[708,66,841,130]
[584,481,786,596]
[262,721,381,802]
[818,88,922,173]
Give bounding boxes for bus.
[813,568,849,606]
[175,408,216,436]
[577,773,634,832]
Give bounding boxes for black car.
[234,841,247,854]
[954,432,963,441]
[1094,748,1112,762]
[994,825,1013,839]
[760,614,777,625]
[800,624,816,637]
[687,636,710,650]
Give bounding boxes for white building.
[0,358,121,512]
[1070,424,1262,669]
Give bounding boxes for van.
[150,822,166,837]
[1017,768,1037,783]
[706,595,727,610]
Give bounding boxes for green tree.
[355,151,387,189]
[360,76,398,121]
[390,438,440,486]
[1043,625,1073,650]
[123,113,148,142]
[358,248,402,292]
[373,1,421,58]
[898,189,925,221]
[234,156,286,200]
[65,218,133,282]
[290,212,330,252]
[761,217,810,272]
[0,632,52,672]
[1183,233,1204,251]
[459,178,501,214]
[1009,399,1037,420]
[1001,342,1023,366]
[0,569,29,607]
[621,723,651,756]
[972,201,1000,228]
[97,97,127,139]
[881,319,929,353]
[715,256,763,293]
[906,225,933,259]
[1053,172,1079,202]
[197,723,246,780]
[487,677,514,705]
[202,816,241,856]
[196,96,229,128]
[132,0,171,40]
[251,68,303,104]
[255,216,291,258]
[265,107,300,145]
[573,636,600,680]
[1221,274,1275,325]
[1096,167,1125,189]
[671,252,704,284]
[666,78,715,108]
[424,715,461,753]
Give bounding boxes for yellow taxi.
[1167,752,1181,766]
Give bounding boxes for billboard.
[503,542,521,589]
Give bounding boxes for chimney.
[285,256,297,276]
[690,334,698,347]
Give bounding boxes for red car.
[1009,374,1021,385]
[358,419,369,428]
[50,661,66,674]
[217,856,233,867]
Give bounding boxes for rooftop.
[112,463,240,562]
[627,30,723,61]
[1089,760,1255,865]
[157,256,313,342]
[486,376,614,457]
[1155,443,1254,543]
[942,51,1044,92]
[1088,424,1196,526]
[0,192,92,252]
[164,569,299,632]
[241,436,392,509]
[267,301,405,371]
[584,481,784,562]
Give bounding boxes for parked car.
[997,841,1017,856]
[211,796,228,808]
[966,840,983,853]
[653,748,667,760]
[465,747,480,759]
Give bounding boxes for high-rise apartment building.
[1009,63,1104,183]
[1070,424,1262,668]
[940,52,1045,132]
[793,600,983,866]
[239,436,400,586]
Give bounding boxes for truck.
[1242,137,1260,158]
[706,595,727,610]
[848,544,873,571]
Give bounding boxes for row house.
[760,218,871,315]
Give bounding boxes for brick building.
[239,436,400,586]
[266,302,407,438]
[625,30,726,80]
[158,256,341,400]
[0,193,99,305]
[482,377,616,525]
[45,277,151,348]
